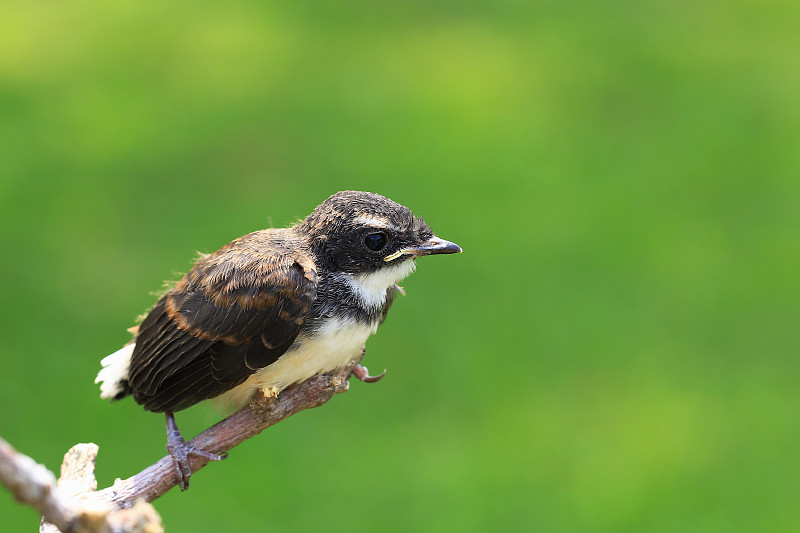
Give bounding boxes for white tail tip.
[95,343,134,400]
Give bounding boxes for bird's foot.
[353,363,387,383]
[165,412,227,491]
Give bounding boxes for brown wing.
[127,230,318,413]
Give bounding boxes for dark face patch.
[301,191,434,274]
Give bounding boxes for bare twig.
[0,437,75,531]
[33,444,163,533]
[1,358,362,531]
[94,361,355,508]
[0,439,155,533]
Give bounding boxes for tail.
[95,343,134,401]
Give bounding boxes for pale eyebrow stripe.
[354,215,400,232]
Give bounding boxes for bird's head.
[299,191,461,275]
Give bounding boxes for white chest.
[216,316,379,409]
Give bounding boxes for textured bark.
[0,359,361,531]
[94,365,353,508]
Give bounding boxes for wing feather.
[128,230,317,412]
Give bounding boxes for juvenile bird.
[95,191,461,489]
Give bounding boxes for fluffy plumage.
[96,191,460,413]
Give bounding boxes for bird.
[95,190,461,489]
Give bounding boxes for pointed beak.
[411,236,462,256]
[384,236,462,262]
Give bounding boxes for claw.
[165,412,227,491]
[353,363,387,383]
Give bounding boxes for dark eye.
[364,232,388,252]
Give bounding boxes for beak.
[384,236,462,262]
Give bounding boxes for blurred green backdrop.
[2,1,799,532]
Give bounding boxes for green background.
[2,2,799,531]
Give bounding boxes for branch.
[0,437,77,531]
[95,361,355,508]
[0,439,161,533]
[1,359,362,531]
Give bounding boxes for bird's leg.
[353,363,387,383]
[165,412,227,491]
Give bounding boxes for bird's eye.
[364,232,388,252]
